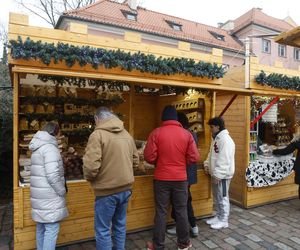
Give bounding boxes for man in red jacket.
[144,105,200,250]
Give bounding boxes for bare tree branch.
[15,0,97,27]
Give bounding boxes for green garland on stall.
[255,70,300,91]
[10,36,226,79]
[20,96,124,106]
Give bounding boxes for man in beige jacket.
[83,107,139,250]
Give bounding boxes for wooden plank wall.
[215,95,248,206]
[14,172,212,250]
[246,174,298,207]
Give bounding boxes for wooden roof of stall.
[8,12,252,95]
[275,26,300,48]
[8,13,300,98]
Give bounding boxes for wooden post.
[211,91,216,117]
[129,83,135,136]
[13,73,19,188]
[18,188,24,228]
[244,96,251,207]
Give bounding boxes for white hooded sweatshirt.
[29,131,68,223]
[204,129,235,179]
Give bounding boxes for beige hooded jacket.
[83,117,139,196]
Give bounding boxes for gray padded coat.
[29,131,68,223]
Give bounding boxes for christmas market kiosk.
[8,13,252,249]
[220,52,300,208]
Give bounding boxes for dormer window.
[209,31,225,41]
[121,10,137,21]
[166,20,182,31]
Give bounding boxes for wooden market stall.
[221,57,300,208]
[8,13,253,249]
[275,25,300,48]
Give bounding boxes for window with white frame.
[278,44,286,57]
[262,39,271,53]
[294,48,300,61]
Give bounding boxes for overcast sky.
[1,0,300,56]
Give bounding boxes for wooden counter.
[14,170,212,250]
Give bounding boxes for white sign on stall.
[261,103,277,123]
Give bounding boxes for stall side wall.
[215,95,248,206]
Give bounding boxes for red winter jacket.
[144,120,200,181]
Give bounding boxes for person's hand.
[212,177,221,184]
[204,164,209,175]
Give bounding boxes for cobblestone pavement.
[1,199,300,250]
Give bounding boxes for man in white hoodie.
[204,117,235,230]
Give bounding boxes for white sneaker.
[191,225,199,237]
[166,226,176,235]
[206,216,219,225]
[210,221,228,230]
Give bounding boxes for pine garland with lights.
[10,36,226,79]
[255,70,300,91]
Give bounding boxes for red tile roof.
[60,0,243,52]
[231,8,295,34]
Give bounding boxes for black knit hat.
[161,105,178,121]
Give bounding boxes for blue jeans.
[94,190,132,250]
[36,222,60,250]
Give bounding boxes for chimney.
[128,0,138,10]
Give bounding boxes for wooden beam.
[250,96,280,129]
[244,96,251,207]
[13,72,19,188]
[219,94,238,117]
[9,13,28,26]
[211,91,216,118]
[11,66,253,95]
[129,83,135,136]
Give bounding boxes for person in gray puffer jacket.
[29,122,68,250]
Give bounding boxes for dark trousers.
[153,180,189,250]
[171,185,196,228]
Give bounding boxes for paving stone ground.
[1,199,299,249]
